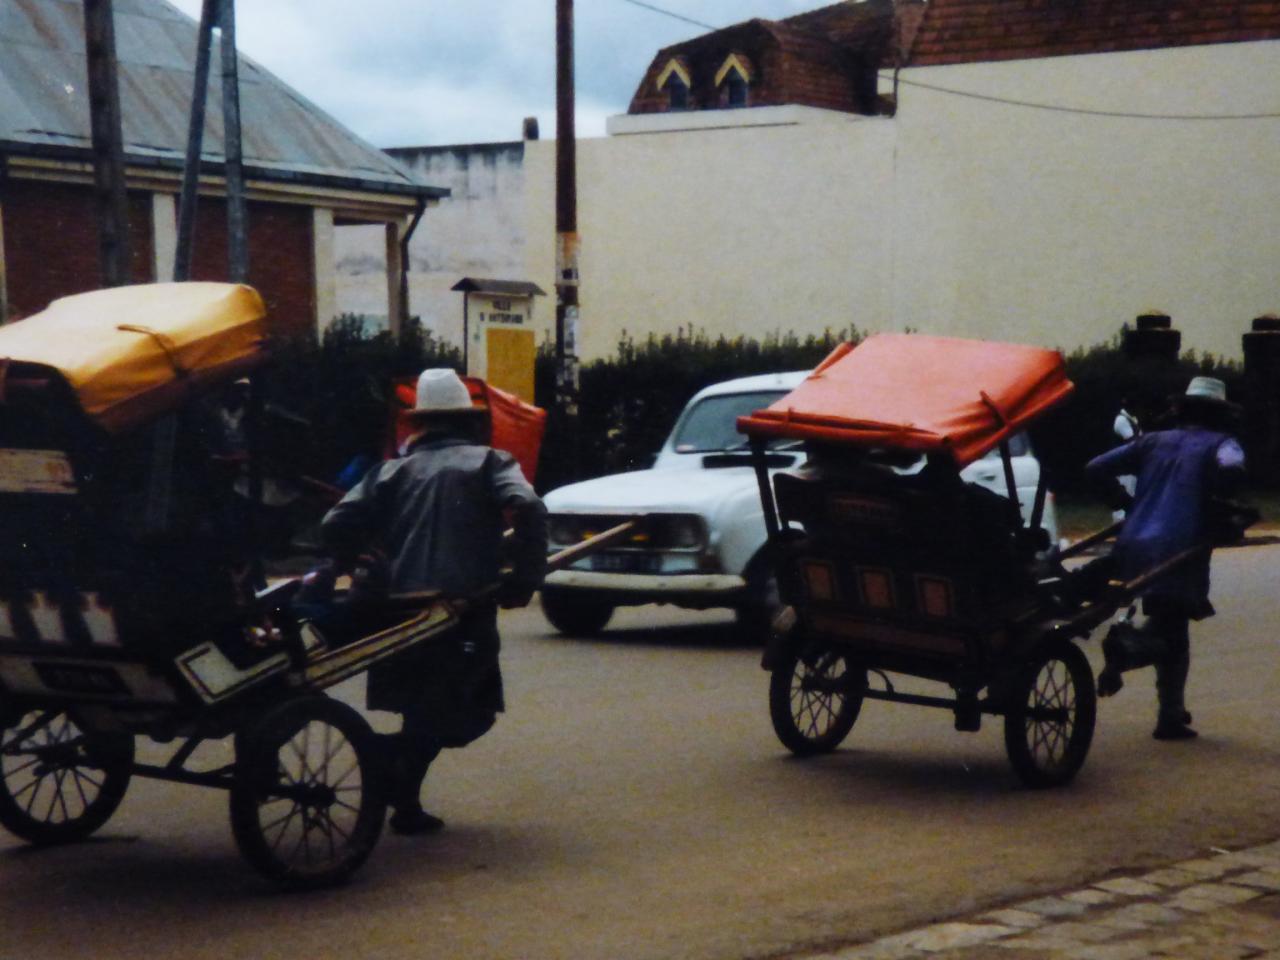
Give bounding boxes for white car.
[540,371,1059,637]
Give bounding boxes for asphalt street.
[1,543,1278,960]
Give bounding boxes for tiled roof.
[910,0,1280,67]
[628,0,921,116]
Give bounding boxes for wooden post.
[82,0,132,287]
[220,0,248,283]
[174,0,218,281]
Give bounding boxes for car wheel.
[540,587,614,637]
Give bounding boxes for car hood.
[544,466,762,514]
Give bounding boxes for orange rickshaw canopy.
[737,333,1074,468]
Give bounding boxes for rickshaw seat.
[774,462,1035,634]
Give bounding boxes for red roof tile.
[627,0,922,116]
[909,0,1280,66]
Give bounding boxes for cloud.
[163,0,825,145]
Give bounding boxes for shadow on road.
[534,621,760,652]
[0,821,565,911]
[770,747,1023,801]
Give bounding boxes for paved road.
[2,544,1278,960]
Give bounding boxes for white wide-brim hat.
[410,368,482,416]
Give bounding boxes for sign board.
[0,449,77,494]
[468,291,537,402]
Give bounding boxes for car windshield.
[980,431,1032,458]
[672,390,789,453]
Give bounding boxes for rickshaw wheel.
[769,648,865,756]
[230,697,386,890]
[1003,641,1097,789]
[0,709,134,845]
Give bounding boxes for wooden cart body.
[0,284,470,887]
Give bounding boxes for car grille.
[547,513,708,551]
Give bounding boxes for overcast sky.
[163,0,819,148]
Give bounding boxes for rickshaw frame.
[738,333,1175,787]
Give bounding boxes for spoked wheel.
[230,697,386,890]
[769,647,866,756]
[0,709,134,845]
[1003,641,1097,788]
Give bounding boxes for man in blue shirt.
[1085,376,1245,741]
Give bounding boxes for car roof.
[688,370,810,403]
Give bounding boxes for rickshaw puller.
[319,369,547,834]
[1085,376,1245,741]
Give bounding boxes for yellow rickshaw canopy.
[0,283,270,433]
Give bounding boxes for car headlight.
[548,516,583,547]
[653,515,706,549]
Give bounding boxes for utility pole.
[555,0,581,480]
[220,0,249,283]
[82,0,132,287]
[173,0,218,282]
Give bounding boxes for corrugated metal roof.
[0,0,447,200]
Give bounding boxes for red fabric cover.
[389,376,546,483]
[737,333,1074,468]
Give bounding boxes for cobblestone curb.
[803,841,1280,960]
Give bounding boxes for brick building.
[627,0,925,118]
[0,0,445,337]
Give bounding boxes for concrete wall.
[891,40,1280,358]
[346,39,1279,361]
[337,141,531,344]
[523,114,897,361]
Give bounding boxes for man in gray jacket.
[321,368,547,834]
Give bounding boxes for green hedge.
[265,315,461,482]
[534,326,861,489]
[1031,333,1241,494]
[268,319,1244,496]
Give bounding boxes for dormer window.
[715,54,751,108]
[655,58,692,111]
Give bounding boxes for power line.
[616,0,719,32]
[886,72,1280,121]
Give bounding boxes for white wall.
[336,142,530,344]
[524,115,898,360]
[338,39,1280,361]
[892,41,1280,358]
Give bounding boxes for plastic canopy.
[737,333,1074,468]
[0,282,270,433]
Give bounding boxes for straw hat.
[409,368,481,417]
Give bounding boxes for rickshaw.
[0,282,545,887]
[738,333,1249,788]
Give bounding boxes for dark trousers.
[367,608,503,813]
[1147,604,1191,725]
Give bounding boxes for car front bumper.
[542,570,749,608]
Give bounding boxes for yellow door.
[485,327,536,402]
